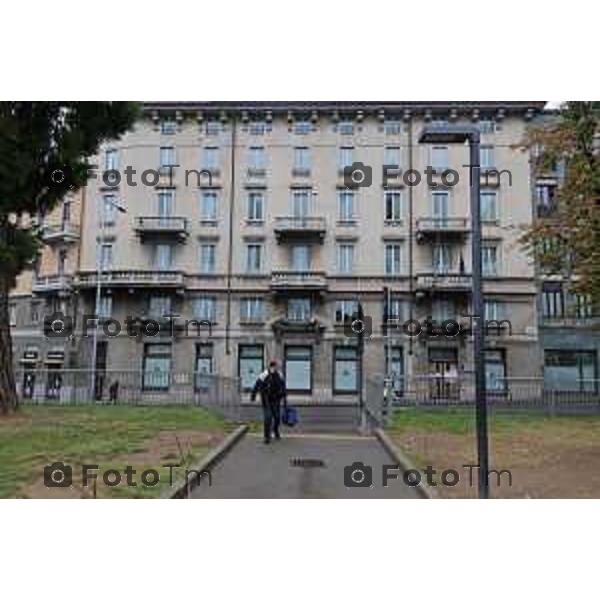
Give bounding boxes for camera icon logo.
[44,163,75,192]
[44,462,73,488]
[43,312,74,340]
[344,313,373,340]
[344,162,373,189]
[344,462,373,488]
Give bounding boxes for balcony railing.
[32,274,74,293]
[274,216,327,243]
[416,218,470,240]
[41,222,80,243]
[270,271,328,292]
[134,217,189,240]
[76,271,185,289]
[416,272,472,292]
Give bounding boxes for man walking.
[251,360,287,444]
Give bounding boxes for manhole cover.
[290,458,326,469]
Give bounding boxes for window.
[384,190,403,222]
[202,147,219,171]
[574,293,594,319]
[102,194,117,226]
[384,297,405,323]
[149,296,172,318]
[285,346,312,393]
[287,298,311,322]
[249,120,268,136]
[205,120,223,136]
[431,119,449,128]
[248,146,266,171]
[247,192,265,222]
[293,147,311,173]
[386,346,404,395]
[485,350,506,391]
[334,347,359,393]
[61,199,71,224]
[104,148,118,171]
[200,191,218,222]
[479,120,497,134]
[294,120,312,135]
[337,244,354,274]
[384,119,402,135]
[432,299,454,322]
[482,244,499,276]
[338,120,354,135]
[199,244,216,274]
[97,296,113,319]
[481,191,498,222]
[143,344,172,391]
[155,244,172,271]
[542,282,565,319]
[161,119,177,135]
[536,184,557,217]
[100,244,113,270]
[335,300,358,325]
[9,303,16,326]
[195,343,214,391]
[159,146,176,170]
[193,296,216,322]
[291,189,311,218]
[246,244,263,273]
[58,249,68,275]
[544,350,597,392]
[432,191,450,220]
[384,146,401,167]
[385,244,403,276]
[157,190,174,217]
[338,190,355,222]
[484,300,505,322]
[240,298,265,323]
[338,147,354,171]
[480,145,495,170]
[291,245,310,271]
[239,344,264,391]
[30,301,40,324]
[431,146,449,170]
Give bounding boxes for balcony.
[416,272,472,294]
[416,218,470,243]
[270,271,328,295]
[274,217,327,244]
[76,271,185,290]
[40,222,80,244]
[134,217,189,242]
[32,274,73,294]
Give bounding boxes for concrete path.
[190,433,422,499]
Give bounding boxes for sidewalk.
[190,433,422,499]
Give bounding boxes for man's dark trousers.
[262,396,281,441]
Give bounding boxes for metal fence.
[15,369,243,421]
[366,374,600,424]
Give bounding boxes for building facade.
[11,101,560,402]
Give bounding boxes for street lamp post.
[90,196,127,399]
[419,125,489,499]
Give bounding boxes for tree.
[0,102,139,413]
[523,101,600,308]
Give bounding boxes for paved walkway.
[191,433,422,499]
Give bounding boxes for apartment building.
[60,101,545,401]
[9,191,82,397]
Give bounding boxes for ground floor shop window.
[143,344,172,391]
[285,346,312,393]
[544,350,597,392]
[485,349,507,392]
[385,346,404,395]
[334,346,359,393]
[239,344,264,392]
[195,343,214,391]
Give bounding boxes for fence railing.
[15,369,243,420]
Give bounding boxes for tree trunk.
[0,274,18,413]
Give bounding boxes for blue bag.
[282,405,298,427]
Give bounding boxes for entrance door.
[428,348,459,401]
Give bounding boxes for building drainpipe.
[225,115,237,356]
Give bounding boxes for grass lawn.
[0,405,234,499]
[386,408,600,499]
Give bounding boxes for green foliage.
[523,101,600,306]
[0,102,139,280]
